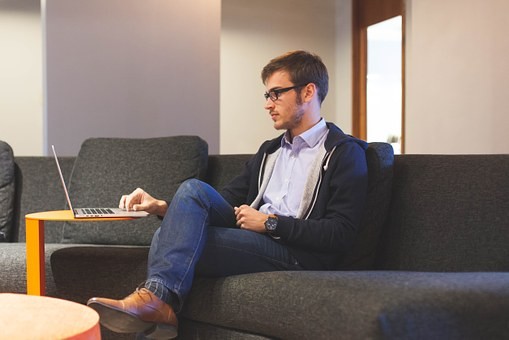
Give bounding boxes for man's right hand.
[119,188,168,217]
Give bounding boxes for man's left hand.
[234,205,268,233]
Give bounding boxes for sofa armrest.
[0,141,15,242]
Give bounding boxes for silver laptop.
[52,145,149,219]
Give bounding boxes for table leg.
[25,218,45,296]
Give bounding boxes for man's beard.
[274,93,305,132]
[290,93,305,127]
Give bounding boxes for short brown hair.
[261,50,329,104]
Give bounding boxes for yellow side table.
[0,293,101,339]
[25,210,132,296]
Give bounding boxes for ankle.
[143,280,179,311]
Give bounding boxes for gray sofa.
[1,137,509,340]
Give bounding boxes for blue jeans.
[146,179,303,310]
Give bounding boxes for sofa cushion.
[61,136,208,245]
[205,154,252,190]
[50,245,149,304]
[179,319,271,339]
[183,271,509,339]
[0,141,15,242]
[377,154,509,271]
[338,142,394,269]
[14,156,75,243]
[0,242,69,296]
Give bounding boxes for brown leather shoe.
[87,288,178,339]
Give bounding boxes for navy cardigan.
[221,122,368,269]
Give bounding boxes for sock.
[144,280,179,311]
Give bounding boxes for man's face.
[264,71,305,133]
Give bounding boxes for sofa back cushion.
[61,136,208,245]
[205,154,252,191]
[14,156,74,243]
[0,141,16,242]
[376,154,509,271]
[337,142,394,269]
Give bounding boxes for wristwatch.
[264,214,278,235]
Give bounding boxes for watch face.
[265,217,278,232]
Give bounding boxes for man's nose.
[264,97,275,110]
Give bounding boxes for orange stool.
[0,293,101,339]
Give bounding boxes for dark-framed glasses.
[264,84,307,101]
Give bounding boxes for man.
[88,50,368,339]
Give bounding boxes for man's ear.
[302,83,317,103]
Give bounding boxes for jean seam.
[173,219,207,297]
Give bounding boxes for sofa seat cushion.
[0,243,72,296]
[183,271,509,339]
[61,136,208,245]
[0,141,15,242]
[49,245,149,304]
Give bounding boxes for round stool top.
[0,293,100,339]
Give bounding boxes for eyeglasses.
[264,84,307,102]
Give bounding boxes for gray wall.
[0,0,43,156]
[44,0,220,155]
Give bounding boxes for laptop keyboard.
[83,208,115,215]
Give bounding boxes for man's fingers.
[119,188,152,212]
[132,203,148,212]
[125,194,137,211]
[119,195,127,209]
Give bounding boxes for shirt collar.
[282,118,327,148]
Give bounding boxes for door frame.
[352,0,405,153]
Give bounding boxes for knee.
[179,178,204,191]
[173,179,216,209]
[176,179,209,197]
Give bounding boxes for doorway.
[352,0,405,154]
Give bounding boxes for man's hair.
[261,50,329,104]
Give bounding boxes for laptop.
[52,145,149,219]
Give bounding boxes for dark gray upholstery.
[0,141,15,242]
[377,154,509,271]
[205,154,252,190]
[3,137,508,340]
[50,245,149,303]
[377,272,509,340]
[62,136,208,245]
[183,271,509,340]
[178,319,272,339]
[338,142,394,269]
[0,242,70,296]
[14,156,74,242]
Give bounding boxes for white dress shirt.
[259,119,328,217]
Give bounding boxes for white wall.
[0,0,43,156]
[405,0,509,154]
[220,0,352,154]
[4,0,509,156]
[44,0,220,155]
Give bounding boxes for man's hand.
[119,188,168,217]
[234,205,268,233]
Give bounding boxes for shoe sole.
[144,323,178,339]
[88,301,154,333]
